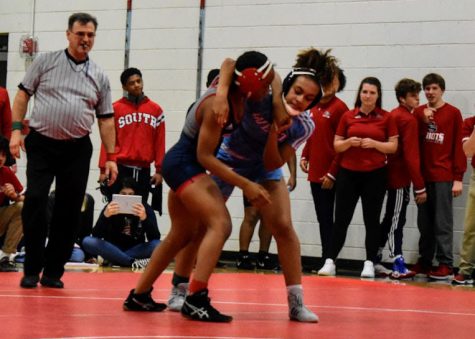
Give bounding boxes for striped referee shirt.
[19,49,113,140]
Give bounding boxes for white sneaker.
[361,260,375,278]
[317,258,336,276]
[288,291,319,323]
[167,282,188,312]
[374,263,392,277]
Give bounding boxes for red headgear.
[234,58,273,96]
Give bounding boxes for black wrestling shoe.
[40,275,64,288]
[123,288,166,312]
[20,275,40,288]
[181,288,232,323]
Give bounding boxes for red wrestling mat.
[0,271,474,339]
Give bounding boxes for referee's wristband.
[106,152,117,162]
[11,121,24,131]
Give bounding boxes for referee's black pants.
[22,129,92,279]
[330,167,387,262]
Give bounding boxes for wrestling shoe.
[123,288,166,312]
[391,256,415,279]
[317,258,336,276]
[236,253,254,270]
[256,253,278,270]
[168,282,188,312]
[181,288,232,322]
[288,291,319,323]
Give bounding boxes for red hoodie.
[386,105,425,192]
[99,96,165,173]
[415,103,466,182]
[0,87,12,139]
[301,96,348,182]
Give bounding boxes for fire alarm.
[19,34,39,58]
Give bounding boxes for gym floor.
[0,263,474,339]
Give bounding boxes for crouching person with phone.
[82,177,160,269]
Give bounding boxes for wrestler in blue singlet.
[162,83,236,193]
[214,94,315,198]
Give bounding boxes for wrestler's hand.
[243,182,271,208]
[212,94,229,128]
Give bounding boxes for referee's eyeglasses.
[70,31,96,39]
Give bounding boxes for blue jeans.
[82,236,160,267]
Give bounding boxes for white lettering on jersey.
[117,112,163,129]
[425,132,444,144]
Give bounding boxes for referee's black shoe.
[123,288,166,312]
[181,288,232,322]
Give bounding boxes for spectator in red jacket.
[300,67,348,264]
[99,68,165,202]
[0,86,12,140]
[413,73,466,280]
[0,136,24,271]
[318,77,398,278]
[376,78,427,279]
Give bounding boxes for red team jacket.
[0,87,12,139]
[386,105,425,192]
[301,96,348,182]
[99,96,165,173]
[462,116,475,169]
[415,103,466,182]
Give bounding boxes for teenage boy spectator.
[413,73,466,280]
[300,68,348,264]
[0,137,24,270]
[377,79,427,279]
[0,86,12,140]
[99,67,165,202]
[10,12,117,289]
[82,177,160,268]
[453,116,475,285]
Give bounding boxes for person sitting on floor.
[0,136,24,271]
[82,177,160,269]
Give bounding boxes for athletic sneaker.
[452,273,474,285]
[236,253,254,270]
[391,256,415,279]
[123,288,166,312]
[0,256,17,272]
[168,282,188,312]
[429,264,453,280]
[412,260,431,277]
[288,291,319,323]
[360,260,375,278]
[256,254,278,270]
[131,258,150,270]
[181,288,232,322]
[374,263,392,277]
[317,258,336,276]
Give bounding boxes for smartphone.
[111,194,142,214]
